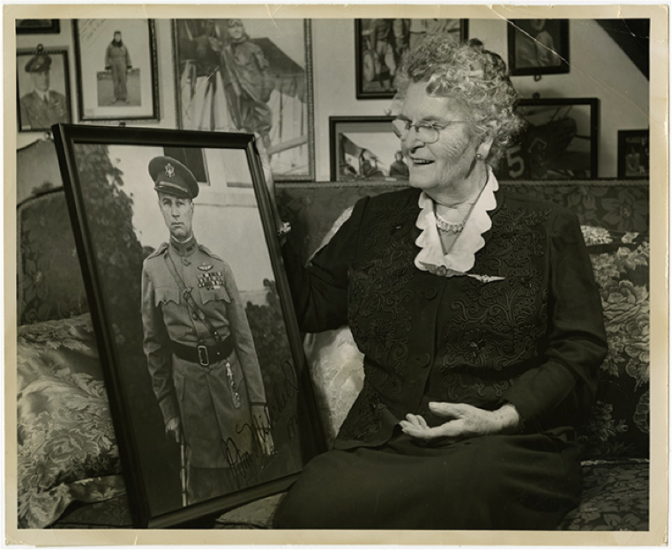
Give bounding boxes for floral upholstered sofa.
[16,172,650,530]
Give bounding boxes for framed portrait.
[53,125,324,527]
[618,129,649,179]
[507,19,570,77]
[496,98,599,181]
[73,19,159,121]
[355,18,469,99]
[16,45,71,133]
[172,19,315,182]
[16,19,60,34]
[329,116,408,182]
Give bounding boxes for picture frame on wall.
[72,19,159,121]
[17,45,72,133]
[355,19,469,100]
[495,98,599,181]
[329,116,408,182]
[16,19,60,34]
[172,19,315,182]
[618,129,649,179]
[507,19,570,77]
[53,124,324,527]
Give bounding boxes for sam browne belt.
[171,337,233,367]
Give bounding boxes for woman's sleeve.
[281,196,369,333]
[501,209,608,432]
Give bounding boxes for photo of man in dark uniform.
[19,47,70,131]
[140,156,274,505]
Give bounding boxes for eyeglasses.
[391,118,468,144]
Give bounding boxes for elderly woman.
[268,37,607,530]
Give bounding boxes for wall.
[17,17,650,179]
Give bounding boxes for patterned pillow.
[577,227,650,459]
[17,314,123,528]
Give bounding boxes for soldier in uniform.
[141,156,274,505]
[19,47,70,131]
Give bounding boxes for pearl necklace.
[435,212,466,233]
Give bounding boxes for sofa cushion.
[17,314,123,528]
[558,459,649,531]
[577,228,649,459]
[17,191,88,325]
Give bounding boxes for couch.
[16,173,650,530]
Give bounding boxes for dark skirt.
[273,429,581,530]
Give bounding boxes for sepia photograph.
[172,18,315,181]
[329,116,408,181]
[618,129,649,179]
[355,18,468,99]
[51,125,322,527]
[16,45,71,132]
[9,7,665,544]
[507,19,570,76]
[496,98,598,180]
[73,19,159,121]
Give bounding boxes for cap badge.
[165,163,175,178]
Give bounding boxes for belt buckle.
[197,345,210,367]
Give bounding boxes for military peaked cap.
[24,47,52,73]
[148,156,199,199]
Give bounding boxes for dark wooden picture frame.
[72,19,160,122]
[507,19,570,77]
[496,98,599,181]
[618,129,649,179]
[16,19,60,34]
[172,19,316,182]
[329,115,410,182]
[53,125,324,527]
[355,19,469,99]
[17,46,72,133]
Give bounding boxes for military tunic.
[141,237,267,469]
[19,90,69,131]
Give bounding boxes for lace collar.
[414,169,501,280]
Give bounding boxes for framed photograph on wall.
[496,98,599,181]
[618,129,649,179]
[73,19,159,121]
[53,125,324,527]
[507,19,570,77]
[329,116,408,182]
[17,45,71,133]
[16,19,60,34]
[355,19,469,99]
[172,19,315,182]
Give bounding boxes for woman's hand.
[399,402,520,442]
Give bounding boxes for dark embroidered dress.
[274,186,607,530]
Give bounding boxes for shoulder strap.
[164,254,222,343]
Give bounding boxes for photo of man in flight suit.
[141,155,274,505]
